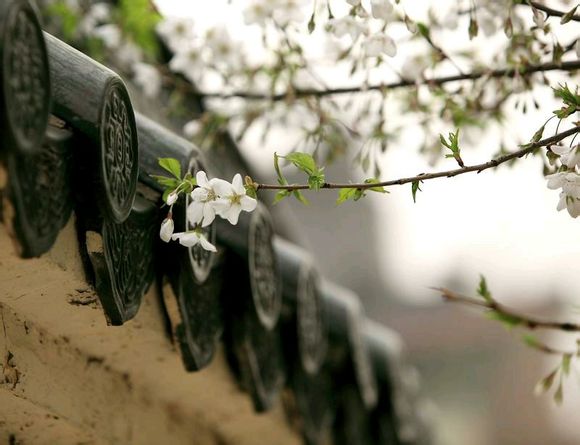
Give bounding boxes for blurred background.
[153,1,580,443]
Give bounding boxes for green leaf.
[245,184,257,199]
[150,175,180,189]
[273,152,288,185]
[562,354,572,375]
[411,180,422,203]
[158,158,182,180]
[468,16,478,39]
[337,187,358,205]
[293,190,309,205]
[307,11,316,33]
[534,368,559,395]
[486,310,522,330]
[416,22,430,38]
[554,379,564,405]
[531,125,545,143]
[560,5,579,24]
[308,173,325,191]
[273,190,290,204]
[162,189,172,204]
[522,334,541,350]
[477,275,493,303]
[364,178,388,193]
[284,152,317,175]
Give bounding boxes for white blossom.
[132,62,162,98]
[205,27,245,71]
[166,191,178,206]
[92,24,122,49]
[79,2,110,35]
[117,41,143,67]
[364,33,397,57]
[370,0,395,21]
[168,44,204,83]
[171,231,217,252]
[156,17,196,52]
[159,217,174,242]
[183,120,202,139]
[188,171,220,227]
[552,145,580,169]
[212,174,258,225]
[328,16,366,41]
[243,0,305,26]
[547,172,580,218]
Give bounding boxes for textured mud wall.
[0,218,299,445]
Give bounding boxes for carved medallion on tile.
[1,0,50,154]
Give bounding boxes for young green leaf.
[534,368,559,395]
[364,178,388,193]
[293,190,309,205]
[522,334,541,350]
[337,187,358,205]
[308,173,325,191]
[274,152,288,185]
[158,157,182,180]
[150,175,180,189]
[273,189,290,204]
[284,152,317,175]
[561,5,579,24]
[486,310,522,330]
[411,180,422,203]
[562,354,572,375]
[554,379,564,405]
[477,275,493,303]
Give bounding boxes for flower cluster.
[546,145,580,218]
[160,171,258,252]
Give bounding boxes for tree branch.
[434,287,580,332]
[528,1,580,22]
[198,60,580,101]
[255,126,580,192]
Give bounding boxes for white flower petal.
[226,205,242,225]
[171,232,200,247]
[196,171,210,189]
[232,174,245,195]
[240,196,257,212]
[546,173,565,190]
[187,201,204,225]
[211,178,234,197]
[557,193,567,211]
[201,204,216,227]
[199,235,217,252]
[159,218,174,242]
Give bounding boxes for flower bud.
[159,217,174,242]
[166,191,178,205]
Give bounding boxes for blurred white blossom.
[370,0,395,21]
[132,62,162,98]
[156,17,196,52]
[328,16,366,41]
[364,33,397,57]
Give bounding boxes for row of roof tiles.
[0,1,433,444]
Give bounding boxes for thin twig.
[197,60,580,101]
[434,287,580,332]
[528,1,580,22]
[255,126,580,191]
